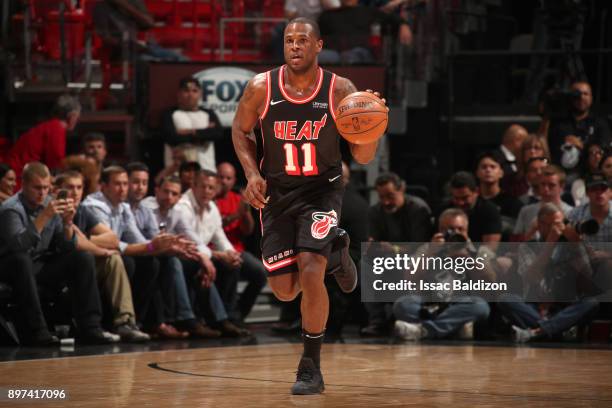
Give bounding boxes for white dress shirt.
[174,189,234,252]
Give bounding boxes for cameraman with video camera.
[392,209,493,341]
[499,203,599,343]
[548,81,612,173]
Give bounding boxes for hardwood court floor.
[1,343,611,407]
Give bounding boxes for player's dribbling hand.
[365,89,389,111]
[244,174,268,209]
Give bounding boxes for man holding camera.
[567,173,612,244]
[499,203,599,343]
[567,173,612,297]
[549,81,612,167]
[0,163,118,345]
[393,208,492,341]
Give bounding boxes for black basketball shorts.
[260,179,344,276]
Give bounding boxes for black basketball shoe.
[327,229,358,293]
[291,357,325,395]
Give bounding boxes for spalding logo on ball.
[335,92,389,144]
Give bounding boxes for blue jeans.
[393,295,490,339]
[180,259,228,323]
[159,256,195,322]
[497,294,598,337]
[238,251,267,319]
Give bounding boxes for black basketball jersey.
[258,65,342,189]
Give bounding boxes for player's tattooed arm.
[332,76,381,165]
[232,73,269,209]
[332,76,358,111]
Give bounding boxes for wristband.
[147,242,155,253]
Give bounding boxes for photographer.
[567,173,612,293]
[392,209,492,341]
[499,203,599,343]
[549,81,612,169]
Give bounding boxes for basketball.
[335,91,388,144]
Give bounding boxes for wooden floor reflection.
[1,343,611,407]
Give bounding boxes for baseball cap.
[585,173,610,189]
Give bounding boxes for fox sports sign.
[193,67,257,127]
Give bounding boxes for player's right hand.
[244,174,268,209]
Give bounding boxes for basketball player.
[232,17,382,394]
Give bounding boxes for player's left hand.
[365,89,389,111]
[244,173,268,209]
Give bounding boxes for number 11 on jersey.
[283,143,318,176]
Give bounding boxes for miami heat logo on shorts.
[311,210,338,240]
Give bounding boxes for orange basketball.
[334,91,388,144]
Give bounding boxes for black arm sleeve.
[161,108,224,145]
[194,109,224,142]
[160,108,183,147]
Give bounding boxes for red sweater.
[215,190,245,253]
[6,119,67,177]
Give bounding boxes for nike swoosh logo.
[270,99,285,106]
[328,175,341,182]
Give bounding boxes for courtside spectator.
[55,171,149,342]
[0,162,118,345]
[174,170,243,321]
[393,208,492,341]
[499,204,599,343]
[126,162,222,338]
[216,162,266,321]
[83,166,187,339]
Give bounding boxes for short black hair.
[375,172,404,190]
[83,132,106,146]
[0,163,13,179]
[126,161,149,176]
[475,151,502,170]
[287,17,321,40]
[179,161,201,174]
[178,76,201,90]
[100,166,127,184]
[449,171,478,191]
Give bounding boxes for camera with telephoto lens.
[443,229,467,243]
[564,218,600,235]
